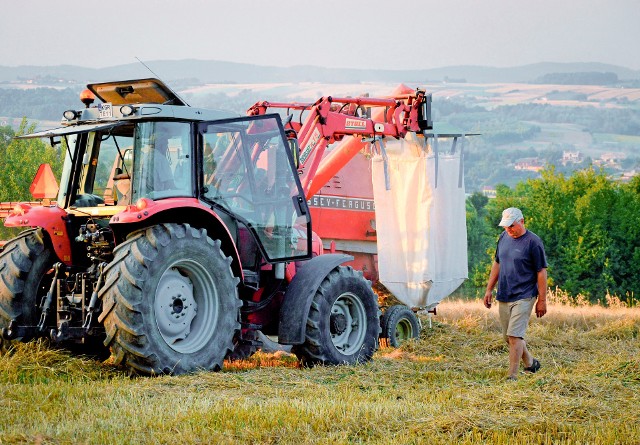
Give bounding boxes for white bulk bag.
[372,134,468,309]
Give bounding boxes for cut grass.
[1,299,638,444]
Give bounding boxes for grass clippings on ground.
[0,299,638,444]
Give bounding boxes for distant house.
[562,150,583,165]
[481,186,496,199]
[514,157,544,172]
[618,170,637,182]
[600,152,626,166]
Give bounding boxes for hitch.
[47,263,106,343]
[82,262,107,331]
[38,262,63,332]
[51,321,89,343]
[1,319,37,340]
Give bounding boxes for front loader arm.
[247,85,430,199]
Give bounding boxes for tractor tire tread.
[293,266,380,367]
[98,223,240,374]
[380,304,420,347]
[0,229,51,326]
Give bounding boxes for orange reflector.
[11,203,31,216]
[136,198,150,210]
[30,164,59,199]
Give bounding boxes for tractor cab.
[16,79,312,266]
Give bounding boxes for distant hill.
[0,60,638,86]
[532,71,620,85]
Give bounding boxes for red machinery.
[0,79,436,373]
[247,84,433,282]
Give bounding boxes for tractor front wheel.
[293,266,380,367]
[98,223,241,374]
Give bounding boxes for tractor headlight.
[63,110,79,121]
[120,105,135,117]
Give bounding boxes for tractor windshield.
[56,124,134,209]
[200,115,311,261]
[55,121,191,209]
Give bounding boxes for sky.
[3,0,640,71]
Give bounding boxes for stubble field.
[1,295,638,444]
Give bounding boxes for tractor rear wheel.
[380,304,420,347]
[0,229,55,345]
[98,223,241,374]
[293,266,380,367]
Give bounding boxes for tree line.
[465,166,640,305]
[432,97,640,192]
[7,85,638,138]
[1,121,639,304]
[532,72,619,86]
[0,121,63,239]
[0,88,78,121]
[435,94,640,136]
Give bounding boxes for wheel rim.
[395,318,414,342]
[153,260,218,353]
[329,292,367,355]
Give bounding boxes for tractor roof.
[87,78,186,106]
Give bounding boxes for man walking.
[484,207,547,380]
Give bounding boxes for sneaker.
[524,358,541,373]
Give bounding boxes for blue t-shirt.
[495,230,547,303]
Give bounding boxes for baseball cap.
[498,207,524,227]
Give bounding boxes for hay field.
[1,297,638,445]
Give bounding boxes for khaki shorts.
[499,297,536,340]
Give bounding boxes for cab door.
[198,114,311,262]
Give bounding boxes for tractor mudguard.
[110,198,244,280]
[4,204,71,264]
[278,253,353,345]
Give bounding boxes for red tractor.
[0,78,435,373]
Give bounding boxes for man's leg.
[507,336,533,378]
[520,340,533,368]
[499,302,514,377]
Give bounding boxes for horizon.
[0,59,638,73]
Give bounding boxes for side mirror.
[285,130,300,169]
[418,93,433,131]
[30,163,59,200]
[289,138,300,169]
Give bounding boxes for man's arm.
[535,268,548,318]
[483,261,500,308]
